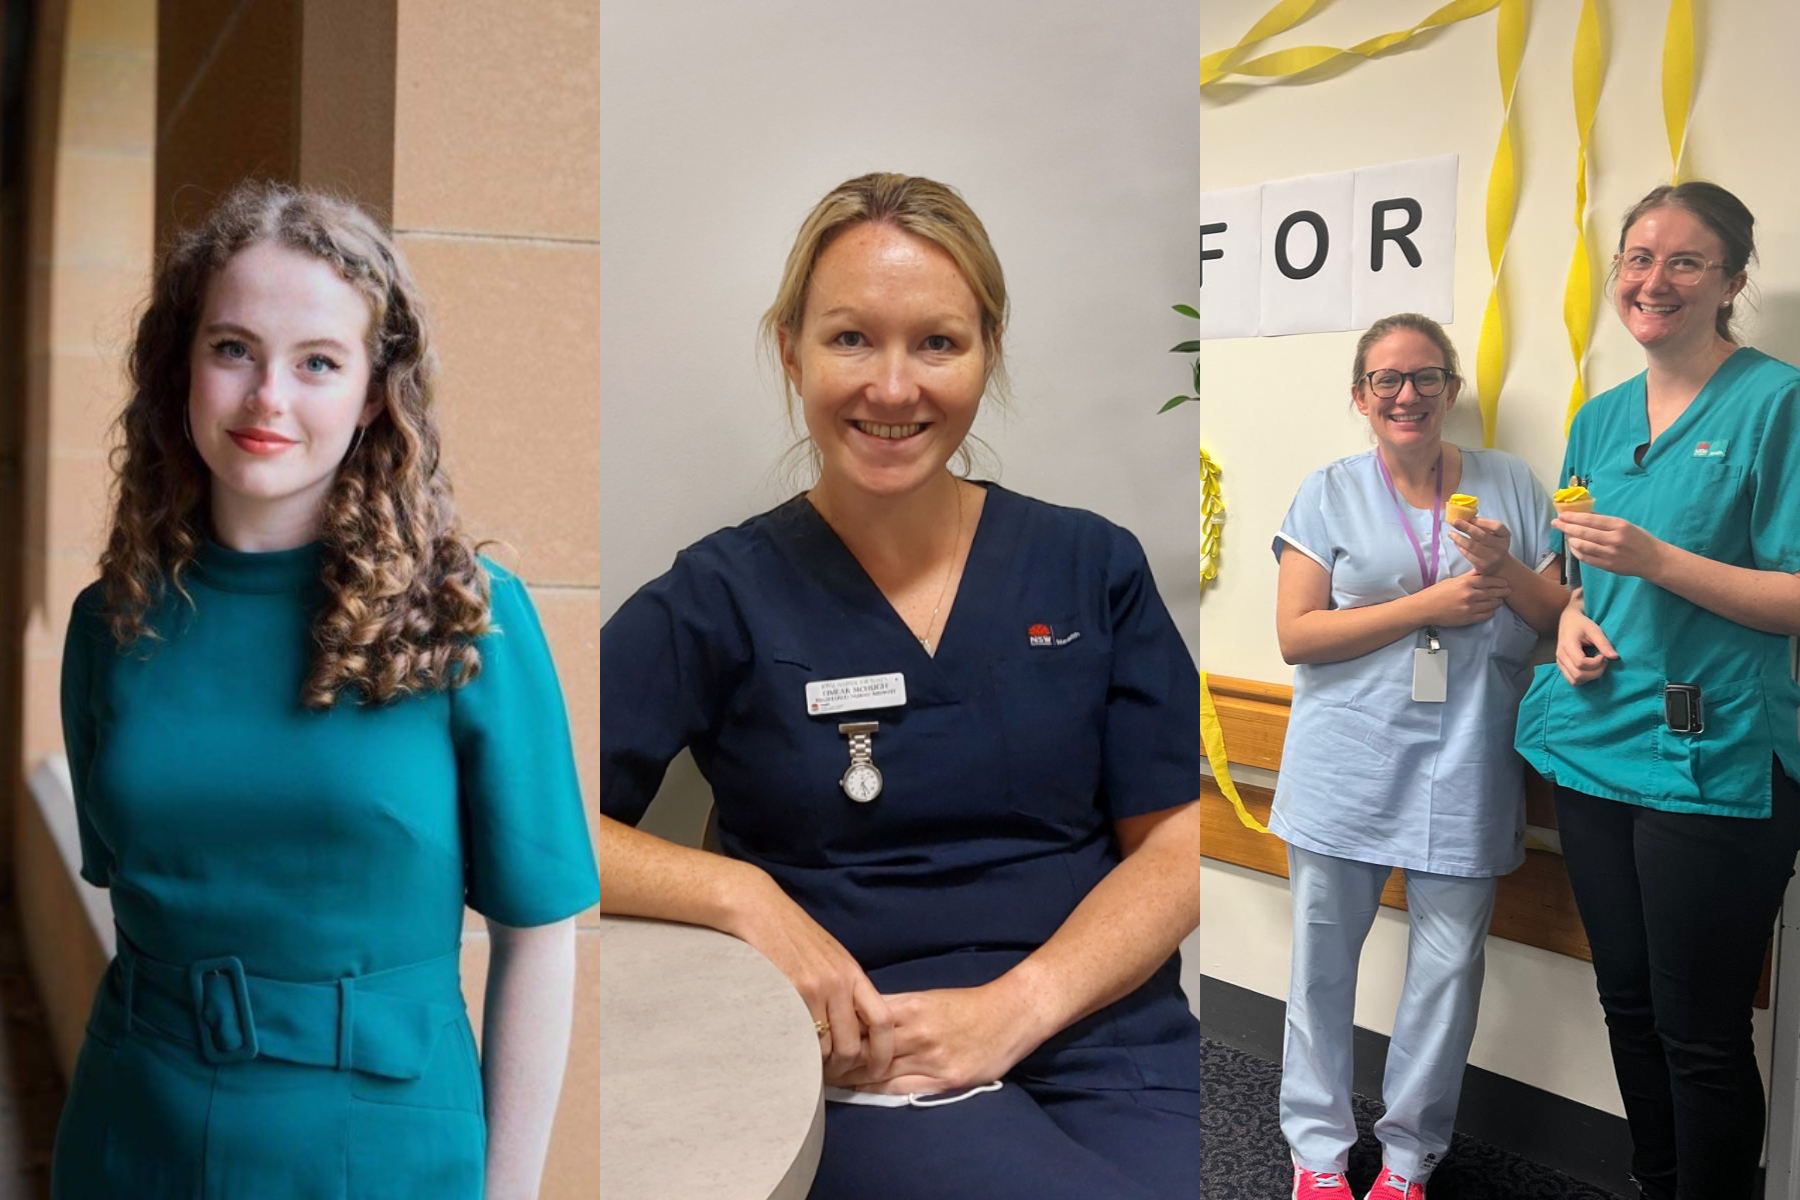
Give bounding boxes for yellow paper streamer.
[1663,0,1696,181]
[1200,449,1224,586]
[1475,0,1527,448]
[1561,1,1603,434]
[1201,672,1269,835]
[1200,0,1500,88]
[1200,0,1331,89]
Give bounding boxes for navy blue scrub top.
[602,484,1198,1013]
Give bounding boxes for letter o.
[1274,211,1329,280]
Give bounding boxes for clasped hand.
[1414,569,1510,627]
[829,984,1040,1096]
[740,877,1035,1093]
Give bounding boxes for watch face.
[841,762,882,803]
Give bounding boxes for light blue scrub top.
[1272,447,1555,877]
[1515,347,1800,816]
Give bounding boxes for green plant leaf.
[1191,359,1201,391]
[1158,395,1195,413]
[1170,340,1200,354]
[1172,303,1199,319]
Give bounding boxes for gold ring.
[814,1019,831,1036]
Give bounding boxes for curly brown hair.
[101,179,490,708]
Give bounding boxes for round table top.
[600,915,824,1200]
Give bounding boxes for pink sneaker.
[1292,1166,1351,1198]
[1367,1165,1426,1199]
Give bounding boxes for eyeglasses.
[1359,368,1454,399]
[1614,251,1725,284]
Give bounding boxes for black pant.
[1556,761,1800,1200]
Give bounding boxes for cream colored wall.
[13,0,155,1077]
[1199,0,1800,1113]
[600,0,1201,1000]
[382,6,602,1192]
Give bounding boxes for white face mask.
[823,1081,1004,1109]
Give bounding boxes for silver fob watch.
[838,721,882,803]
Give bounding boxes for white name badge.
[805,673,907,716]
[1412,646,1448,703]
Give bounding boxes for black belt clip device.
[1662,682,1704,735]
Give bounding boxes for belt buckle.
[188,956,259,1064]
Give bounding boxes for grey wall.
[599,0,1200,1001]
[601,0,1200,823]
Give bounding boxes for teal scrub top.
[53,542,598,1198]
[1515,347,1800,816]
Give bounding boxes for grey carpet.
[1200,1038,1624,1198]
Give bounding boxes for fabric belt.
[107,937,465,1080]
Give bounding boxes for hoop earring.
[346,425,367,461]
[183,408,194,444]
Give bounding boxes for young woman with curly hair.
[50,181,598,1199]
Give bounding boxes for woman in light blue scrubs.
[1274,313,1565,1200]
[1515,181,1800,1200]
[599,174,1201,1199]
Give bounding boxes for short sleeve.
[61,589,112,888]
[453,565,599,927]
[1510,457,1557,571]
[1750,381,1800,573]
[1100,527,1200,821]
[599,549,750,827]
[1273,468,1333,571]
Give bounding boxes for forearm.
[1647,546,1800,635]
[481,919,577,1200]
[996,803,1200,1047]
[597,813,771,937]
[1499,556,1568,633]
[1280,593,1428,665]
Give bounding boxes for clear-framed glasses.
[1360,368,1454,399]
[1614,251,1724,284]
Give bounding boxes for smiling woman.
[187,241,380,551]
[50,182,597,1200]
[1273,311,1567,1198]
[1514,180,1800,1199]
[599,173,1202,1200]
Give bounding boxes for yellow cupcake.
[1444,493,1480,525]
[1552,485,1594,515]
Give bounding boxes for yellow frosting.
[1553,485,1591,504]
[1446,493,1479,509]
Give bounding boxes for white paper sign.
[1257,171,1355,338]
[1200,155,1459,340]
[1351,155,1457,328]
[1199,186,1262,340]
[805,673,907,716]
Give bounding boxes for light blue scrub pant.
[1280,844,1499,1181]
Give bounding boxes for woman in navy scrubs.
[600,173,1200,1199]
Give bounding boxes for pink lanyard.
[1373,450,1443,589]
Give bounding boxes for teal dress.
[50,542,599,1199]
[1516,347,1800,813]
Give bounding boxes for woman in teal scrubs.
[1516,181,1800,1200]
[50,183,599,1198]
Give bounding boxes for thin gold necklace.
[917,484,964,655]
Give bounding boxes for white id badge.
[1412,645,1448,703]
[805,673,907,716]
